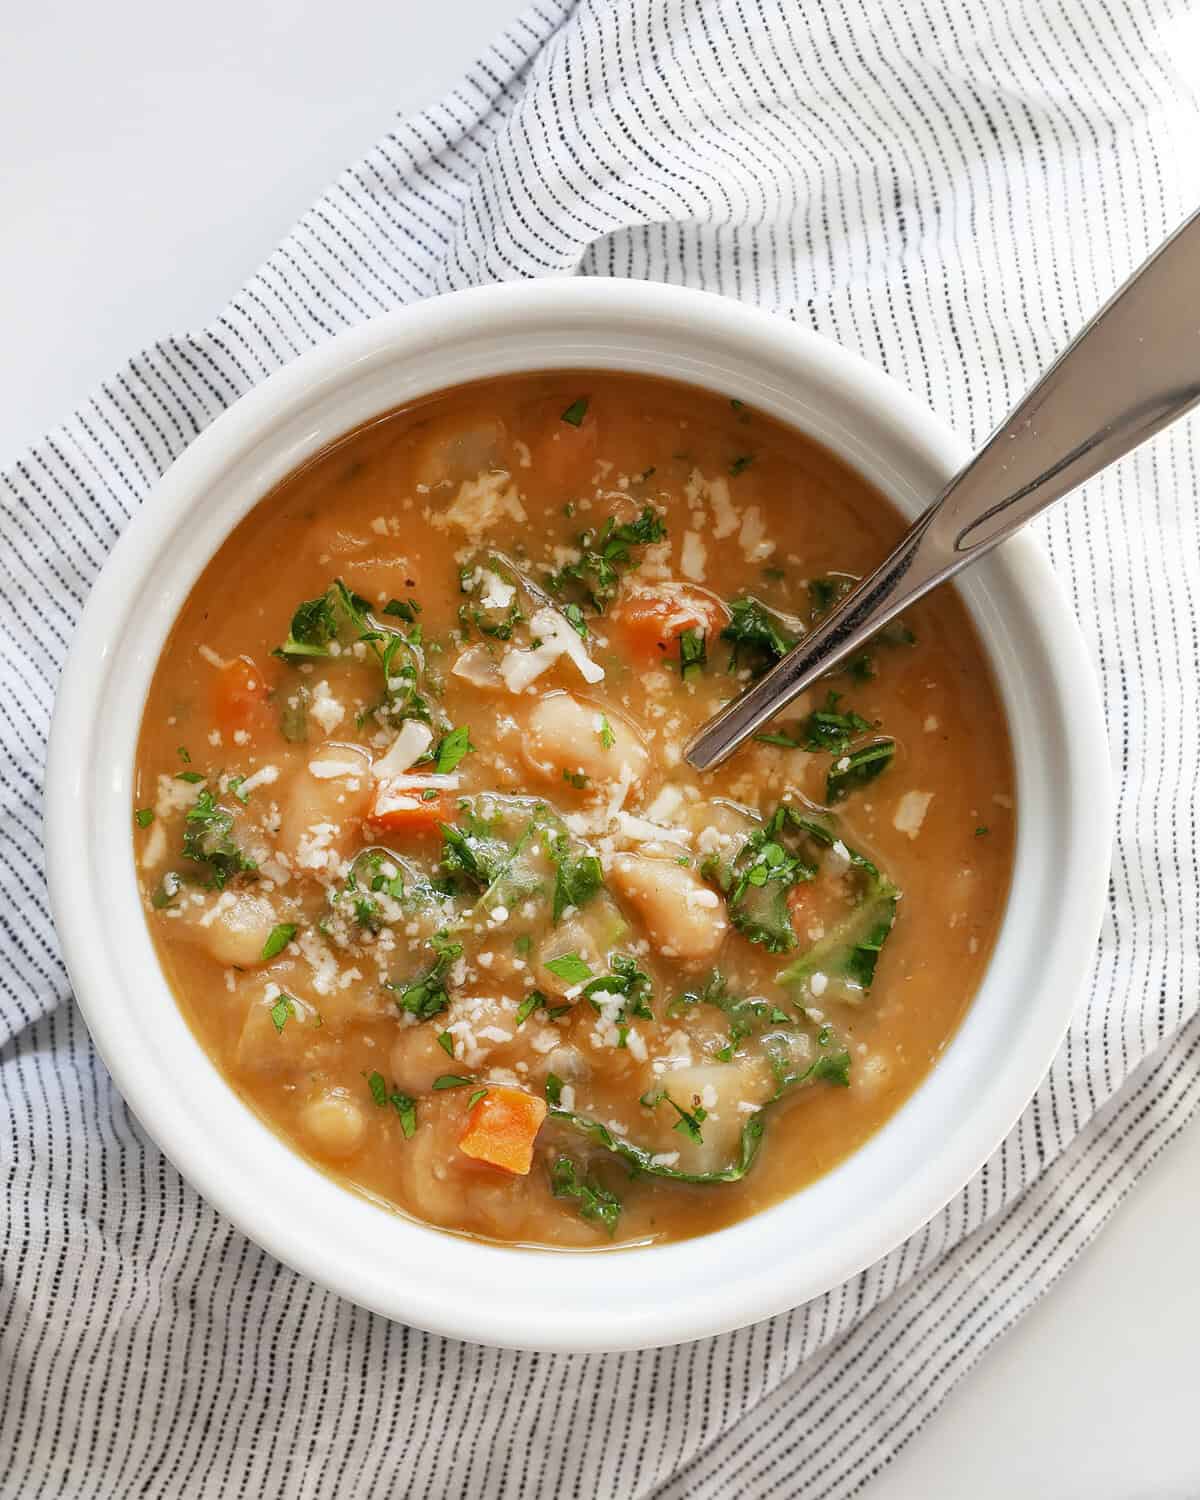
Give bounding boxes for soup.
[133,372,1014,1248]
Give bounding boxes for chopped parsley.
[562,602,589,639]
[436,1030,455,1057]
[434,725,473,775]
[181,790,256,889]
[175,770,205,784]
[560,396,589,427]
[549,1156,621,1236]
[466,1088,489,1110]
[807,575,855,619]
[543,952,593,985]
[134,808,154,828]
[151,871,181,909]
[386,931,463,1020]
[562,769,589,791]
[669,971,790,1056]
[797,691,873,755]
[383,598,422,623]
[729,454,754,477]
[678,628,707,682]
[975,825,990,837]
[775,821,900,996]
[547,833,605,923]
[545,1073,564,1106]
[597,715,615,750]
[826,740,895,803]
[581,954,654,1024]
[269,993,296,1033]
[391,1091,417,1138]
[260,923,297,961]
[515,989,549,1026]
[177,746,191,764]
[366,1072,417,1136]
[432,1074,474,1090]
[720,596,797,678]
[545,506,667,614]
[700,806,818,952]
[226,775,250,805]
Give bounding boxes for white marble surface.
[6,1,1199,1492]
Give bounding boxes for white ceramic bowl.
[45,279,1112,1353]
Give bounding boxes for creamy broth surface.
[134,373,1014,1247]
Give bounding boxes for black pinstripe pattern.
[3,0,1199,1494]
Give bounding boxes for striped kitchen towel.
[3,0,1199,1495]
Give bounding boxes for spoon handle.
[686,205,1200,771]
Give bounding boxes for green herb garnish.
[721,596,797,678]
[678,628,707,682]
[545,507,667,614]
[432,1074,474,1090]
[134,808,154,828]
[260,923,297,961]
[269,993,296,1033]
[515,990,548,1026]
[181,790,256,889]
[544,952,593,985]
[435,725,473,775]
[826,740,895,803]
[548,834,605,924]
[549,1156,621,1235]
[387,931,463,1020]
[560,397,589,427]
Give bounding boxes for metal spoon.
[685,206,1200,771]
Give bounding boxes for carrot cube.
[458,1086,548,1175]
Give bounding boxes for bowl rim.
[45,277,1113,1352]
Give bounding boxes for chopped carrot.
[367,780,454,834]
[614,586,727,658]
[458,1086,548,1175]
[210,655,272,738]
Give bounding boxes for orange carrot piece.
[615,587,727,658]
[210,655,272,738]
[367,781,454,834]
[458,1086,548,1175]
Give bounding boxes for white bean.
[609,854,728,964]
[522,693,648,791]
[389,1026,451,1094]
[299,1090,366,1158]
[191,891,280,968]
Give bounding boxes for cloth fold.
[3,0,1199,1494]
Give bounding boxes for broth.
[133,372,1014,1248]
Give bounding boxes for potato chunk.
[656,1060,774,1176]
[522,693,648,792]
[609,854,728,964]
[277,757,372,871]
